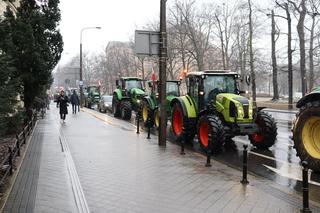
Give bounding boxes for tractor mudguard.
[257,107,266,112]
[171,95,197,119]
[113,89,123,101]
[296,92,320,108]
[143,96,156,110]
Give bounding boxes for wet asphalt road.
[91,107,320,203]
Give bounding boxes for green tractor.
[84,86,101,109]
[142,80,181,128]
[112,77,145,120]
[293,86,320,171]
[171,70,277,153]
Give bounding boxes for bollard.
[301,161,312,213]
[8,147,13,175]
[23,131,26,144]
[147,126,151,139]
[205,150,212,167]
[16,135,20,157]
[241,144,249,184]
[180,127,185,155]
[136,112,140,134]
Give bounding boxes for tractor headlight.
[237,108,244,118]
[137,99,141,104]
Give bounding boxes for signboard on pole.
[134,30,160,56]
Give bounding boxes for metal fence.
[0,114,37,186]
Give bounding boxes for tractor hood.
[215,93,253,123]
[166,95,176,102]
[130,88,145,96]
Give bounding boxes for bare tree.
[270,10,280,100]
[289,0,307,96]
[276,0,294,109]
[306,0,320,91]
[248,0,256,102]
[175,0,214,70]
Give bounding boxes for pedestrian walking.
[70,90,80,114]
[57,90,69,122]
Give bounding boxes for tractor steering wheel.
[207,88,222,104]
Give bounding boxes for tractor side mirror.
[148,81,153,88]
[245,75,251,86]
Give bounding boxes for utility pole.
[158,0,167,146]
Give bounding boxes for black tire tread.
[249,111,277,149]
[293,100,320,171]
[112,93,121,117]
[121,100,132,120]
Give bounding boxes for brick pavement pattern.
[3,105,320,213]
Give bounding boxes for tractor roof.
[187,70,238,77]
[121,77,143,80]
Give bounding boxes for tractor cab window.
[187,76,199,108]
[204,75,236,104]
[125,80,143,90]
[88,87,99,95]
[166,82,179,96]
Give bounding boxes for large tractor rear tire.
[171,103,195,144]
[112,94,121,117]
[293,100,320,171]
[198,114,225,153]
[121,100,132,120]
[249,111,277,150]
[142,101,154,127]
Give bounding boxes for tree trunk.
[296,0,307,96]
[309,14,315,92]
[286,3,293,109]
[248,0,256,102]
[271,10,279,100]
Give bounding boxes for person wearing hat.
[57,90,69,122]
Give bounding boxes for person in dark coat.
[57,90,69,121]
[70,90,80,114]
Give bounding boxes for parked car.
[98,95,113,113]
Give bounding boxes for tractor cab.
[117,77,144,97]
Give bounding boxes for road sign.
[135,30,160,56]
[79,80,83,86]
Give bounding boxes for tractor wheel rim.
[252,133,265,143]
[155,110,159,127]
[142,105,148,122]
[302,116,320,159]
[173,107,183,135]
[199,120,209,148]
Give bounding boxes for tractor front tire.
[198,114,225,153]
[171,103,195,144]
[249,111,277,150]
[112,94,121,117]
[293,100,320,172]
[121,100,132,120]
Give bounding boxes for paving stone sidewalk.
[3,106,320,213]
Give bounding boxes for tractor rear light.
[199,91,204,96]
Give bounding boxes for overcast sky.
[58,0,162,64]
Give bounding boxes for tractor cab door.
[187,76,200,110]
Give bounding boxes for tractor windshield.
[204,75,236,103]
[89,87,99,95]
[166,82,179,96]
[125,80,143,90]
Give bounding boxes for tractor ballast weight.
[171,70,277,153]
[112,77,145,120]
[293,86,320,172]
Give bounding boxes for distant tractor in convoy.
[171,70,277,153]
[112,77,145,120]
[142,80,181,128]
[293,86,320,172]
[84,86,101,109]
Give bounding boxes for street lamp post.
[80,26,101,107]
